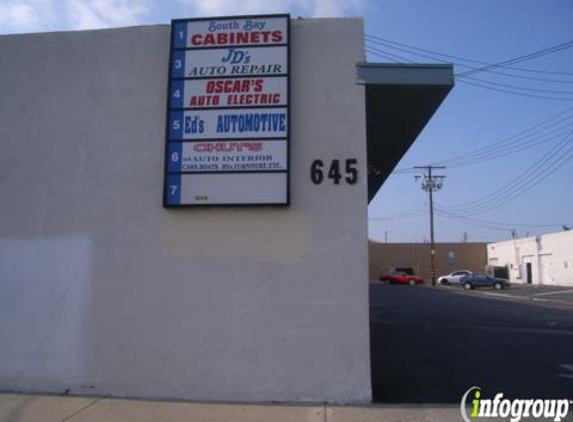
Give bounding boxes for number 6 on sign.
[167,143,183,172]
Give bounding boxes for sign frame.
[163,14,291,208]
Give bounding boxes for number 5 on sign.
[169,111,183,139]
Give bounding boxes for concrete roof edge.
[356,62,453,70]
[0,24,171,39]
[356,62,454,86]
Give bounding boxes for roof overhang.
[356,63,454,203]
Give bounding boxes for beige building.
[369,241,487,281]
[0,16,453,403]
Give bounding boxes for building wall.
[488,231,573,286]
[0,19,371,403]
[369,241,488,281]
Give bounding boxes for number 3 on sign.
[311,159,358,185]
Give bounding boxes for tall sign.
[163,14,290,207]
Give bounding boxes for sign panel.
[163,14,290,207]
[169,108,288,140]
[167,140,287,173]
[170,77,287,109]
[171,16,288,49]
[171,47,288,79]
[166,173,288,206]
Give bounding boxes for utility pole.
[415,166,446,286]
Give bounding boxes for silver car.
[438,270,473,285]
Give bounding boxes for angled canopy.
[356,63,454,202]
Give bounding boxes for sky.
[1,0,572,243]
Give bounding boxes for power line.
[366,35,573,216]
[443,128,571,168]
[369,206,426,221]
[392,107,573,173]
[456,78,573,102]
[459,74,573,95]
[435,209,573,229]
[365,45,573,101]
[438,129,573,215]
[457,40,573,77]
[439,145,573,215]
[430,107,573,168]
[364,35,573,77]
[365,46,415,63]
[434,209,516,233]
[365,36,573,101]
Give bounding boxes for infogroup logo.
[461,386,571,422]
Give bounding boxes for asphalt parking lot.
[451,283,573,310]
[369,282,573,404]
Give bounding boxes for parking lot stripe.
[558,364,573,379]
[533,290,573,297]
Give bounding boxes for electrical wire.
[435,209,573,239]
[430,107,573,168]
[455,78,573,102]
[364,34,573,77]
[365,46,573,101]
[369,206,426,221]
[458,74,573,95]
[365,35,573,101]
[435,209,573,229]
[365,46,414,63]
[391,107,573,173]
[365,35,573,214]
[457,40,573,77]
[438,129,573,215]
[434,209,517,233]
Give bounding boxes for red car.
[379,271,424,285]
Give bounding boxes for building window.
[448,251,455,264]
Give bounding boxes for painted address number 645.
[311,159,358,185]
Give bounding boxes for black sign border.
[163,14,291,208]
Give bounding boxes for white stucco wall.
[0,19,371,402]
[488,231,573,286]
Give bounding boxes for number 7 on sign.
[166,174,181,206]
